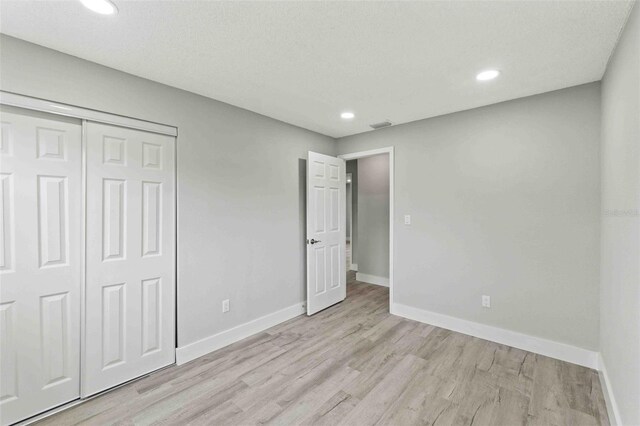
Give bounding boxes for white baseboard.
[390,302,598,369]
[350,263,358,271]
[598,354,622,425]
[176,302,306,365]
[356,272,389,287]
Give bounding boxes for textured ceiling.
[0,0,634,138]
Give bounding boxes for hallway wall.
[357,154,390,280]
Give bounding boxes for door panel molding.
[83,122,175,397]
[0,107,82,426]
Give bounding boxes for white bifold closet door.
[0,106,82,425]
[83,122,175,397]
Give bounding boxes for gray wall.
[357,154,390,279]
[346,160,358,264]
[600,2,640,424]
[0,35,337,348]
[338,83,601,350]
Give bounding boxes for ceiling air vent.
[369,120,393,130]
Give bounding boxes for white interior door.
[84,122,175,396]
[306,152,346,315]
[0,106,82,425]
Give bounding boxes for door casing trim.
[338,147,394,309]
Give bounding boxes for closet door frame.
[0,92,177,137]
[0,91,178,407]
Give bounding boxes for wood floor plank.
[37,274,610,426]
[375,360,451,425]
[338,354,427,426]
[269,365,360,425]
[300,391,360,426]
[182,400,244,426]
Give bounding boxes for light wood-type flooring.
[38,272,609,425]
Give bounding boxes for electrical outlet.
[404,215,411,225]
[222,299,230,313]
[482,295,491,308]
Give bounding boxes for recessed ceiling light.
[341,112,355,120]
[79,0,118,15]
[476,69,500,81]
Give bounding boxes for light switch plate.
[404,215,411,225]
[482,295,491,308]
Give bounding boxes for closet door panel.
[0,106,81,426]
[84,122,175,397]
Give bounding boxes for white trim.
[346,172,353,269]
[350,263,358,271]
[356,272,389,287]
[18,363,174,425]
[340,147,394,160]
[79,120,88,397]
[338,147,394,309]
[176,302,305,365]
[391,302,598,369]
[598,353,622,425]
[0,91,177,136]
[346,174,353,238]
[17,399,87,426]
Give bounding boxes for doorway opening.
[304,147,393,316]
[339,147,394,311]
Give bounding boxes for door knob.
[308,239,321,244]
